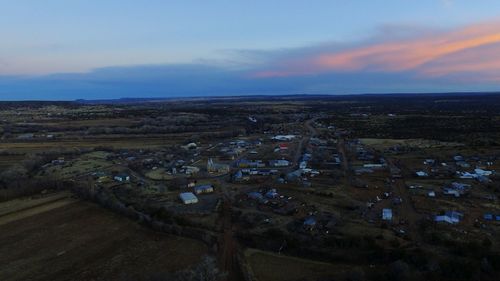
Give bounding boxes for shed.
[382,208,393,221]
[179,192,199,204]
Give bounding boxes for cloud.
[2,21,500,100]
[251,21,500,82]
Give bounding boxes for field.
[245,248,353,281]
[0,194,208,281]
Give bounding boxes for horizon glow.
[1,0,500,99]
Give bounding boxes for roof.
[179,192,198,203]
[382,208,393,220]
[248,192,264,200]
[303,216,317,226]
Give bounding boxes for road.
[292,118,318,168]
[216,117,318,280]
[336,138,351,179]
[386,158,423,244]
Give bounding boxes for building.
[416,171,428,177]
[265,189,279,199]
[269,159,290,167]
[303,216,317,231]
[272,135,296,141]
[114,173,130,182]
[179,192,199,204]
[207,158,230,174]
[278,143,289,150]
[247,191,267,203]
[183,166,200,175]
[435,211,463,224]
[484,213,494,221]
[382,208,393,221]
[194,184,214,195]
[237,159,265,168]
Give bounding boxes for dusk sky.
[2,0,500,100]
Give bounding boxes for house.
[443,188,461,197]
[269,159,290,167]
[248,116,257,123]
[484,213,494,221]
[233,170,243,181]
[474,168,493,176]
[17,133,34,140]
[183,166,200,175]
[194,184,214,194]
[424,159,436,165]
[114,173,130,182]
[390,167,402,178]
[443,182,470,197]
[272,135,296,141]
[382,208,393,221]
[286,169,303,181]
[279,143,289,150]
[416,171,428,177]
[265,189,279,199]
[179,192,199,204]
[435,211,463,224]
[363,163,385,169]
[247,191,267,203]
[182,142,197,150]
[303,216,317,231]
[51,157,65,165]
[237,159,265,168]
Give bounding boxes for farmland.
[0,193,208,281]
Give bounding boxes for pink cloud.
[252,21,500,81]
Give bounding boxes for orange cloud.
[254,21,500,81]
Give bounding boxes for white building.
[179,192,199,204]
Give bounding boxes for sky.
[1,0,500,100]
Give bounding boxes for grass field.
[0,196,208,281]
[245,248,351,281]
[360,138,463,150]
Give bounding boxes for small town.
[0,94,499,281]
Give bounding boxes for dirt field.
[0,196,208,281]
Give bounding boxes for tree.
[0,164,28,188]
